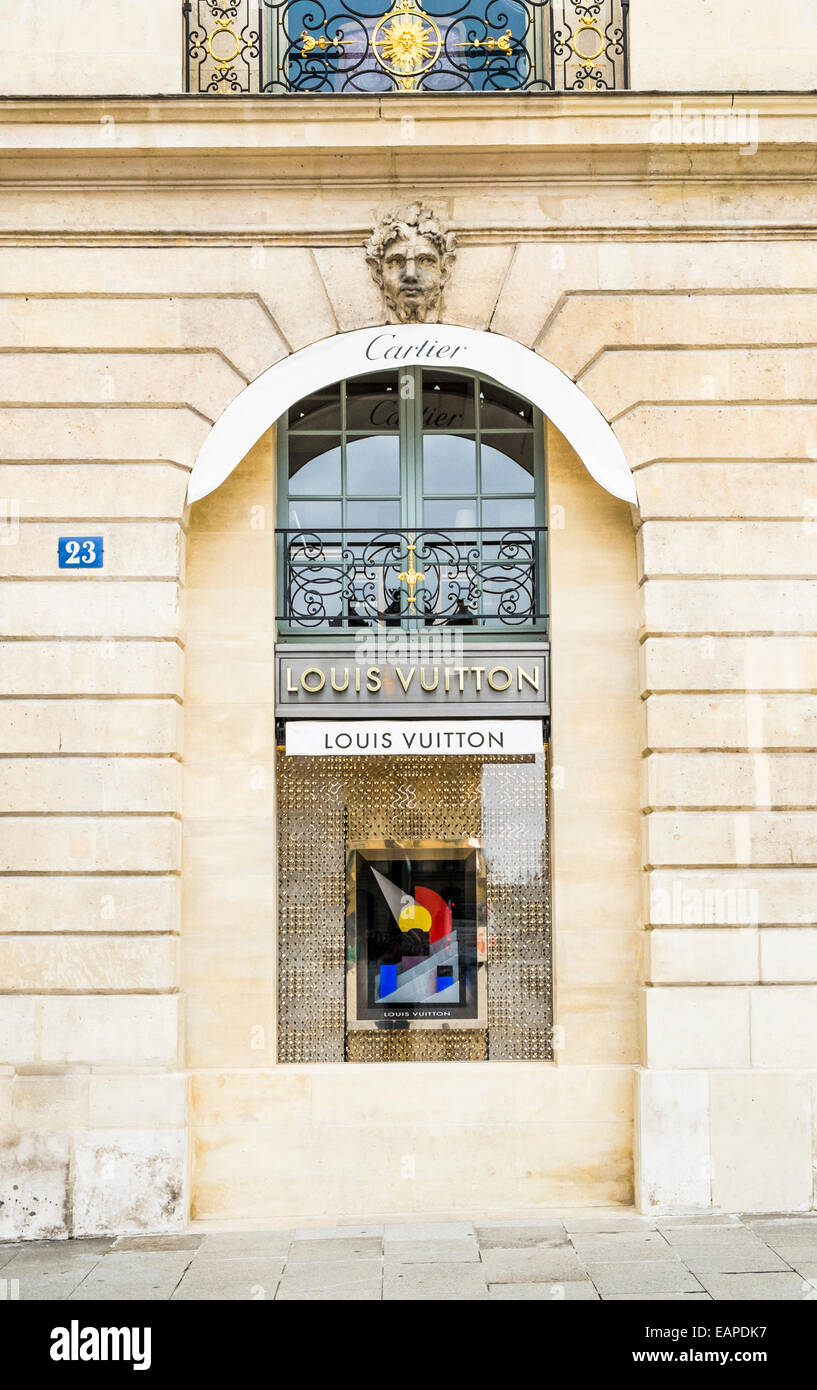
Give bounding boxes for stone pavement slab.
[562,1214,658,1233]
[586,1261,705,1297]
[4,1257,100,1302]
[2,1246,101,1274]
[663,1224,770,1244]
[570,1232,678,1262]
[384,1221,474,1242]
[489,1281,599,1300]
[751,1234,817,1261]
[661,1229,792,1273]
[276,1257,382,1301]
[744,1216,817,1227]
[658,1215,742,1228]
[475,1223,566,1249]
[384,1262,488,1301]
[482,1245,587,1283]
[198,1230,294,1257]
[6,1211,817,1300]
[697,1271,815,1300]
[288,1236,382,1263]
[3,1246,102,1300]
[605,1293,712,1301]
[112,1235,202,1253]
[681,1253,791,1274]
[69,1251,195,1302]
[294,1225,383,1240]
[383,1238,479,1263]
[172,1256,286,1301]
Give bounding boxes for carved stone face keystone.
[365,204,457,324]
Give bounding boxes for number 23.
[64,540,97,565]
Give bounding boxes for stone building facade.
[1,1,817,1237]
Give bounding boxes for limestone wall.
[0,98,816,1231]
[629,0,817,92]
[6,0,182,96]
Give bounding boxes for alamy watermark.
[353,626,465,670]
[651,102,759,157]
[651,879,760,927]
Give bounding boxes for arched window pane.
[479,380,533,429]
[346,374,400,431]
[423,372,475,430]
[289,439,342,495]
[289,385,341,432]
[481,437,535,493]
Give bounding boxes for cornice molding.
[1,226,817,248]
[0,93,815,216]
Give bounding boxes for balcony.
[276,526,547,632]
[184,0,629,94]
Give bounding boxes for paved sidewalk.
[3,1212,817,1301]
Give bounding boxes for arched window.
[277,367,547,631]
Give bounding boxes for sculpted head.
[365,203,457,323]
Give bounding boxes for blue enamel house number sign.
[58,537,104,569]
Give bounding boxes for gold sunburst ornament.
[372,0,442,91]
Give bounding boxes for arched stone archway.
[182,354,644,1222]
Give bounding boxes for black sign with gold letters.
[275,643,549,719]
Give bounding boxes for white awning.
[187,324,637,507]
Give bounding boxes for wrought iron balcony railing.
[277,526,547,631]
[184,0,628,94]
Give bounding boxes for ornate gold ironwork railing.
[276,526,548,630]
[184,0,629,93]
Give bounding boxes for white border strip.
[285,718,544,757]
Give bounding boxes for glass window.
[422,372,475,430]
[288,438,342,495]
[424,498,478,530]
[423,434,477,495]
[347,436,400,495]
[289,384,341,432]
[481,437,535,493]
[347,499,401,528]
[483,497,535,528]
[288,498,343,530]
[479,380,533,429]
[346,374,400,431]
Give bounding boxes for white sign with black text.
[285,719,543,757]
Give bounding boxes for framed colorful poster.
[346,838,486,1030]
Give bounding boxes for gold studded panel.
[276,751,551,1062]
